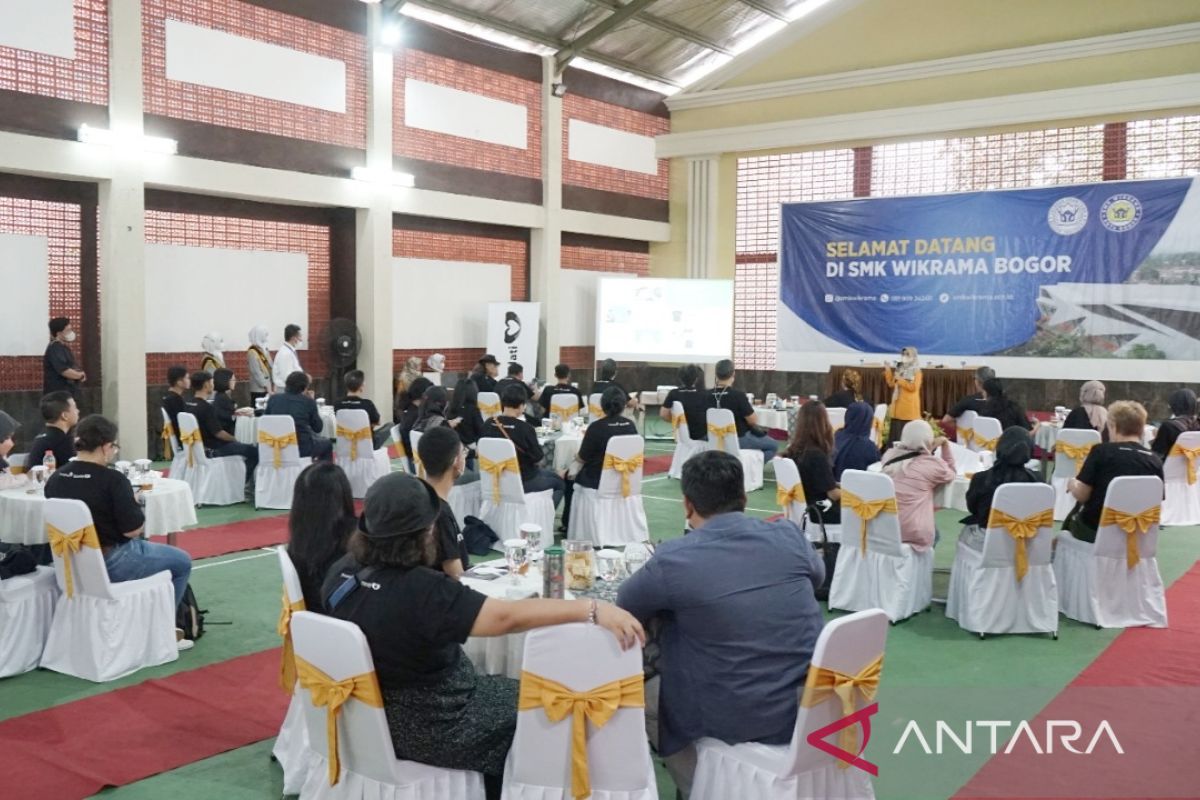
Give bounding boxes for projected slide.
[596,277,733,363]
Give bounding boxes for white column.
[356,6,395,408]
[686,154,720,280]
[99,0,148,457]
[529,56,563,380]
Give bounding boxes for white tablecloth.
[462,569,544,679]
[753,407,793,433]
[540,431,583,473]
[0,478,197,546]
[1034,422,1155,454]
[235,408,338,445]
[935,477,970,513]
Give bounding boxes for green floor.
[3,443,1195,799]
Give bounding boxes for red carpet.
[644,453,672,475]
[954,561,1200,799]
[0,649,289,800]
[172,514,289,560]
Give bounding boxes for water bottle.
[43,450,56,474]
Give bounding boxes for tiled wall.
[563,94,669,200]
[0,0,108,104]
[561,243,650,275]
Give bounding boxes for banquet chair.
[826,406,846,433]
[828,470,933,622]
[705,408,764,492]
[334,409,389,499]
[389,425,410,474]
[410,430,426,479]
[478,391,502,421]
[667,401,707,480]
[971,416,1003,453]
[501,623,656,800]
[569,435,650,546]
[1054,475,1167,628]
[290,611,486,799]
[161,408,191,482]
[1051,428,1101,521]
[588,392,604,423]
[548,394,580,426]
[955,409,978,449]
[871,403,888,448]
[273,547,311,795]
[477,438,555,549]
[772,456,808,527]
[255,415,312,510]
[945,483,1058,637]
[40,498,177,681]
[176,412,246,506]
[1161,430,1200,526]
[0,564,58,677]
[691,609,888,800]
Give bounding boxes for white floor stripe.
[639,494,779,515]
[193,548,278,570]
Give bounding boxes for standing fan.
[324,318,362,399]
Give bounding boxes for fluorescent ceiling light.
[351,166,416,187]
[78,124,178,155]
[380,21,403,46]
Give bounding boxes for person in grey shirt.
[617,450,825,797]
[245,324,273,404]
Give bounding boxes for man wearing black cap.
[44,317,85,400]
[471,354,500,393]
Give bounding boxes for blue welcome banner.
[778,178,1197,359]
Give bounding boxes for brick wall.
[0,0,107,104]
[562,94,669,200]
[561,243,650,275]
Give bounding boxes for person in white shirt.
[272,324,303,392]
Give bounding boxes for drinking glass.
[597,549,623,582]
[623,542,651,575]
[504,539,529,584]
[519,523,543,553]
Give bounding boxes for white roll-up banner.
[487,302,541,373]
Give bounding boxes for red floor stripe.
[644,453,672,475]
[0,649,289,800]
[169,514,289,560]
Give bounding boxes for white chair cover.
[0,565,58,677]
[569,435,650,547]
[1054,475,1167,628]
[691,609,887,800]
[1161,430,1200,526]
[705,408,763,492]
[955,410,978,449]
[1051,428,1101,521]
[549,394,581,425]
[162,407,191,483]
[587,393,604,423]
[449,481,483,528]
[335,409,387,499]
[478,438,555,549]
[255,415,312,510]
[502,623,656,800]
[828,470,933,622]
[667,402,707,480]
[177,411,246,506]
[971,416,1003,453]
[945,484,1057,636]
[290,612,486,799]
[772,456,808,527]
[478,392,502,421]
[410,430,426,479]
[871,404,888,448]
[274,547,312,794]
[826,407,846,433]
[39,498,178,682]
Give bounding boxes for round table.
[235,408,338,445]
[753,406,796,433]
[0,477,198,546]
[539,431,583,473]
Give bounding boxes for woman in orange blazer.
[884,346,923,446]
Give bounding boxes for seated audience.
[960,426,1043,550]
[538,363,584,419]
[322,473,642,799]
[709,358,778,458]
[1063,380,1108,439]
[784,401,841,525]
[618,451,824,796]
[413,386,452,434]
[978,377,1032,431]
[480,385,564,507]
[287,462,356,611]
[469,353,500,393]
[1151,388,1200,459]
[593,358,639,410]
[1067,400,1163,543]
[824,368,862,409]
[265,371,332,462]
[565,386,639,530]
[161,366,189,441]
[185,372,259,478]
[494,362,531,405]
[448,378,484,467]
[397,376,433,470]
[834,401,881,479]
[660,363,709,442]
[27,390,79,470]
[0,411,28,490]
[211,368,246,437]
[44,415,193,638]
[880,420,956,552]
[335,369,391,450]
[418,427,471,578]
[942,365,994,428]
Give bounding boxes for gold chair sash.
[413,451,425,479]
[800,655,884,769]
[552,403,580,423]
[588,403,603,419]
[602,452,644,497]
[707,422,736,451]
[975,434,999,452]
[518,670,645,800]
[336,425,372,462]
[259,430,299,469]
[777,482,806,509]
[479,401,501,417]
[1169,442,1200,485]
[839,490,898,554]
[671,412,685,436]
[47,523,100,598]
[1098,504,1161,569]
[958,427,974,446]
[986,507,1053,581]
[179,428,202,468]
[1057,440,1095,473]
[479,454,520,503]
[277,591,307,692]
[295,655,384,786]
[161,423,175,460]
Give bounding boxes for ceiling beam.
[580,0,731,55]
[738,0,788,22]
[555,0,662,71]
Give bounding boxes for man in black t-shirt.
[43,316,85,401]
[494,363,532,405]
[660,364,710,442]
[184,372,258,478]
[26,391,79,471]
[941,366,994,428]
[336,369,391,449]
[538,363,584,419]
[480,385,564,507]
[161,365,189,448]
[418,427,471,577]
[470,354,500,393]
[709,359,778,458]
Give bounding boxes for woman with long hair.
[449,377,484,467]
[978,377,1032,431]
[825,369,862,409]
[880,419,956,551]
[413,386,451,433]
[784,401,841,524]
[287,462,357,611]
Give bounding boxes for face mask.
[64,331,77,343]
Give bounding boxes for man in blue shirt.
[617,450,825,796]
[265,371,332,462]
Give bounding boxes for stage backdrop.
[778,177,1200,375]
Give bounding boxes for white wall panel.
[404,79,527,149]
[144,243,309,352]
[568,119,658,175]
[0,233,50,356]
[560,268,615,347]
[0,0,74,59]
[392,258,511,348]
[165,19,347,113]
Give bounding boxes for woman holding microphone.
[884,346,923,446]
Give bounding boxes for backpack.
[176,583,206,641]
[461,515,500,556]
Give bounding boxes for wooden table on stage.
[827,364,979,418]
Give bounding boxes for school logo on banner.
[1100,193,1143,232]
[1048,197,1088,235]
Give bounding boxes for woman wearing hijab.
[1151,388,1200,459]
[199,332,225,374]
[0,411,28,490]
[833,401,880,479]
[245,324,273,404]
[960,426,1043,550]
[1063,380,1108,439]
[883,346,922,445]
[880,419,956,552]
